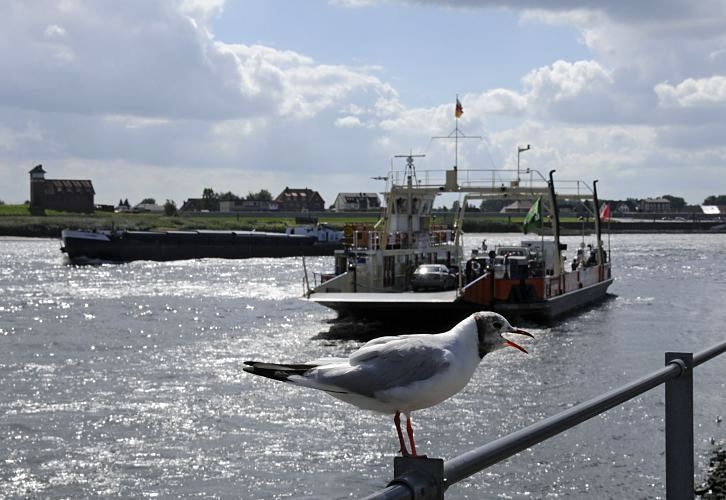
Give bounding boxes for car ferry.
[304,155,613,324]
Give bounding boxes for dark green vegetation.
[696,449,726,499]
[198,187,273,211]
[703,195,726,205]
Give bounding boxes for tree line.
[199,188,273,211]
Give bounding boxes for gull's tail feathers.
[243,361,318,382]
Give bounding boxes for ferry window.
[396,199,408,213]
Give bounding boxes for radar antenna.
[394,152,425,187]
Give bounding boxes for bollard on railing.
[362,339,726,500]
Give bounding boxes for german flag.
[455,97,463,119]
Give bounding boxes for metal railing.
[362,339,726,500]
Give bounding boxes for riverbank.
[1,209,724,238]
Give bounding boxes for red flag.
[455,97,463,119]
[600,203,611,221]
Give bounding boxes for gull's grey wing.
[309,338,450,397]
[350,333,427,364]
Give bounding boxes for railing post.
[665,352,694,500]
[389,457,444,500]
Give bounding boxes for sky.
[1,0,726,207]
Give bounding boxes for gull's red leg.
[394,411,410,456]
[405,413,418,457]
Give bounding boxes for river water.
[1,234,725,499]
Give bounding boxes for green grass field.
[0,203,594,238]
[0,204,32,215]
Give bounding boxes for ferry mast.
[432,95,481,169]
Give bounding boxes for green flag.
[522,197,542,234]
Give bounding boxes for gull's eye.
[493,321,503,329]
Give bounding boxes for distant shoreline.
[1,213,724,239]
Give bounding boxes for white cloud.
[374,94,404,117]
[335,116,363,128]
[521,60,622,123]
[655,76,726,108]
[0,1,395,124]
[329,0,380,7]
[0,1,243,119]
[379,104,450,136]
[179,0,225,21]
[524,60,612,101]
[482,121,726,202]
[43,24,66,38]
[468,89,527,116]
[104,115,172,129]
[443,61,617,124]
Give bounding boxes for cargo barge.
[61,224,343,263]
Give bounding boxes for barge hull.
[62,230,342,263]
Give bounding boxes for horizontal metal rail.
[385,168,592,196]
[362,339,726,500]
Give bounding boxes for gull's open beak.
[504,327,533,354]
[511,327,534,338]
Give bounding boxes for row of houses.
[180,188,382,213]
[27,166,383,213]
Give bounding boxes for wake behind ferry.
[304,155,613,324]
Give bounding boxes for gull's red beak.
[505,339,528,354]
[504,327,533,354]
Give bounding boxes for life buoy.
[471,261,482,273]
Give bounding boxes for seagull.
[243,311,532,457]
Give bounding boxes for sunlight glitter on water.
[2,235,726,498]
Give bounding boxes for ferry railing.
[362,339,726,500]
[348,230,456,251]
[386,168,594,198]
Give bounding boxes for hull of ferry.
[308,264,613,325]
